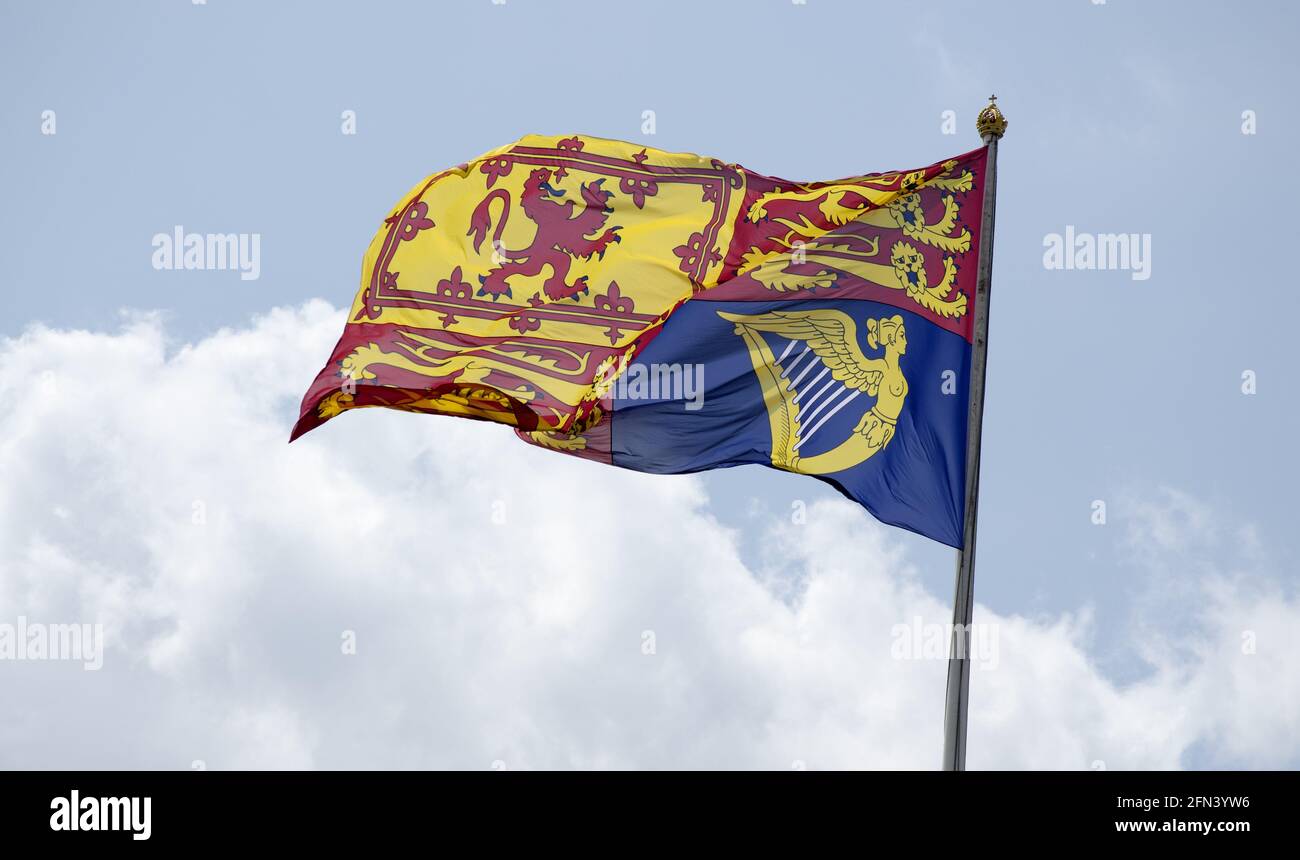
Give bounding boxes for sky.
[1,0,1297,769]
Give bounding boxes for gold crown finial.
[976,94,1008,140]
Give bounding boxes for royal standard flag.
[292,135,989,547]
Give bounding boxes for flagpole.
[941,96,1007,772]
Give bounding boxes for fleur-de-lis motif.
[393,200,435,242]
[436,266,473,300]
[508,311,542,334]
[594,281,636,343]
[673,232,721,276]
[594,280,634,315]
[480,157,513,188]
[619,177,658,209]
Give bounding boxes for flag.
[292,135,989,547]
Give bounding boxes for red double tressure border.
[354,145,741,337]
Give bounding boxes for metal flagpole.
[941,96,1007,772]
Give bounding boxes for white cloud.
[0,303,1295,769]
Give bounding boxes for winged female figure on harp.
[717,308,909,475]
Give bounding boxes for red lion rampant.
[468,168,622,302]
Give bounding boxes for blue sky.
[1,0,1297,769]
